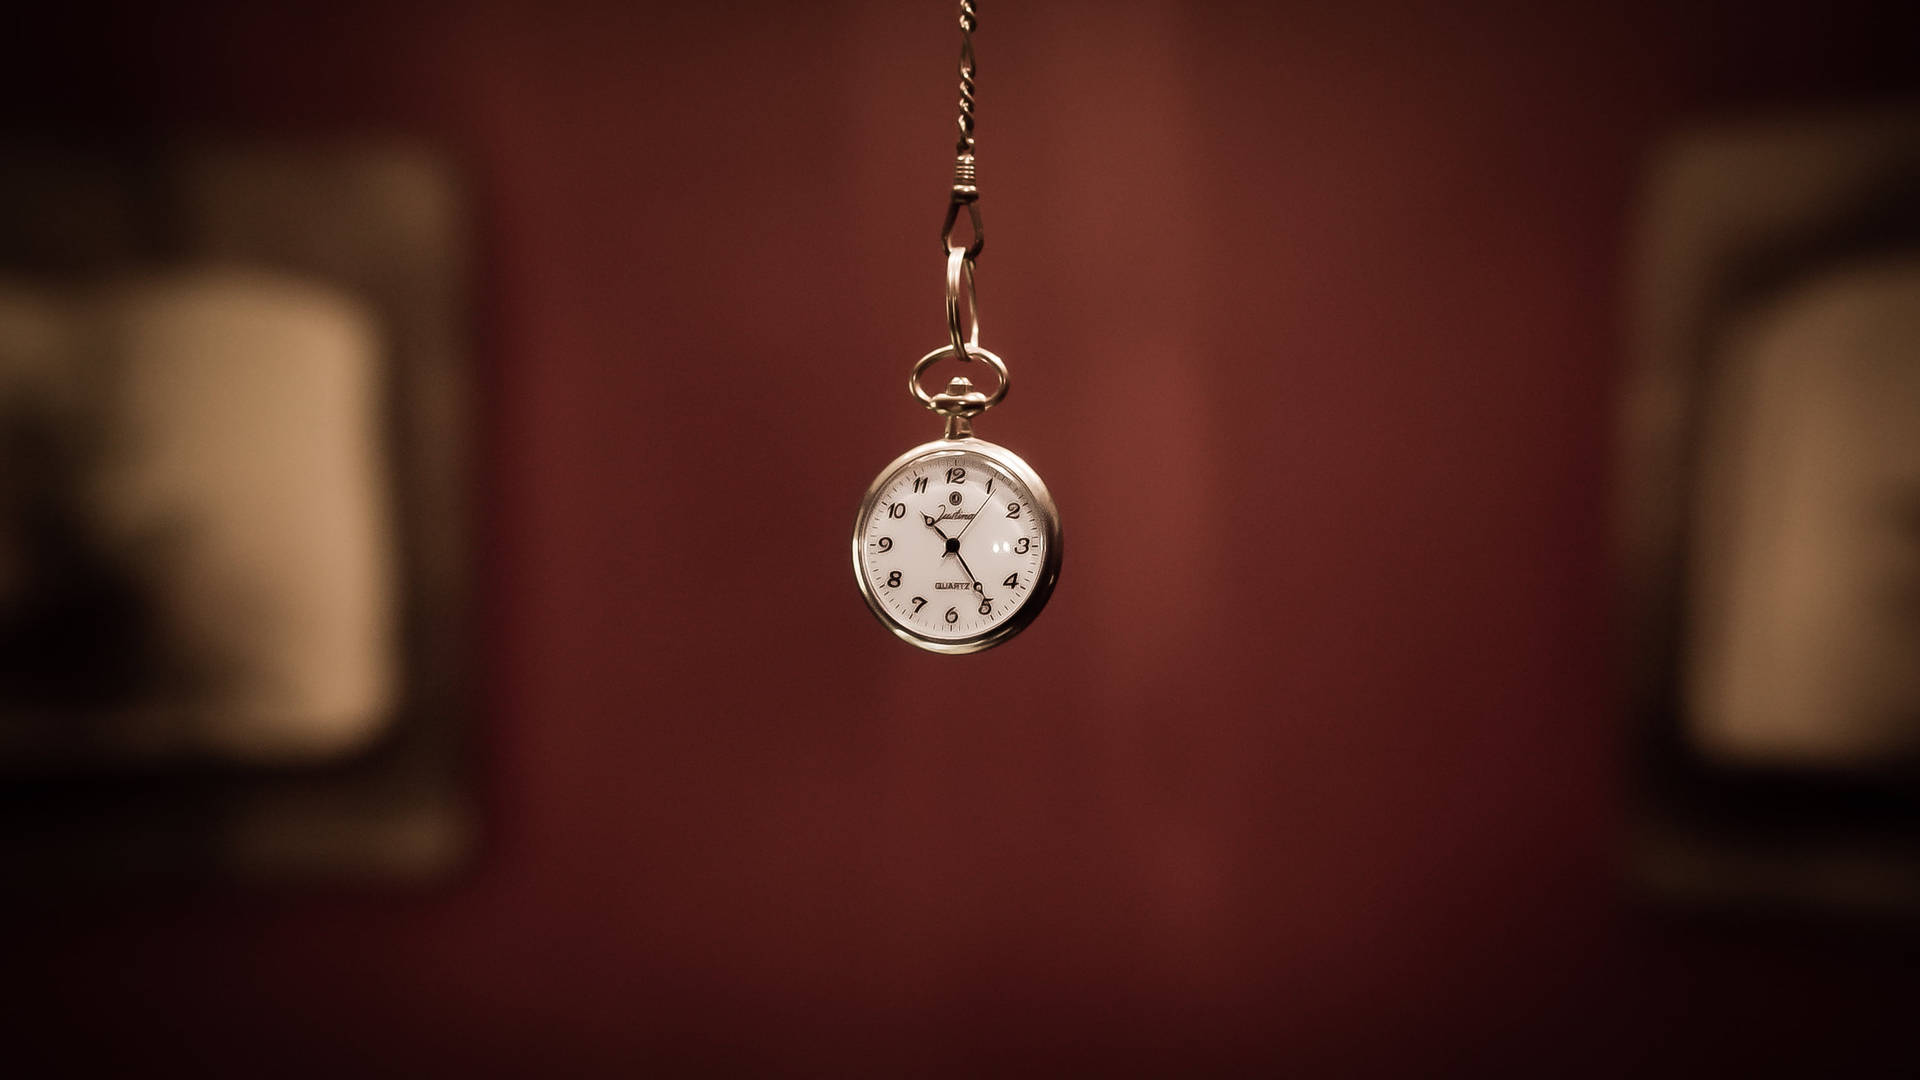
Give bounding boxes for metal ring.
[909,344,1008,412]
[945,247,980,363]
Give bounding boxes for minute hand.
[953,478,999,542]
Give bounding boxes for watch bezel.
[851,436,1063,655]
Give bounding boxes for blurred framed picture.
[1621,113,1920,913]
[0,145,473,885]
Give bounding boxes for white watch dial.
[855,446,1050,642]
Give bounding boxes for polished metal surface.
[910,343,1007,415]
[945,245,980,363]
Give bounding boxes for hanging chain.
[939,1,985,360]
[952,0,979,187]
[917,0,1005,428]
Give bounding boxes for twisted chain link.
[940,0,984,365]
[942,0,983,251]
[954,1,977,159]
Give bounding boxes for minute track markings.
[856,444,1053,646]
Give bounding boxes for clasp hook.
[940,188,983,260]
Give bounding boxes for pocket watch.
[852,1,1061,654]
[852,344,1061,654]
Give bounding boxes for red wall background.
[9,1,1920,1072]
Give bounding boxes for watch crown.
[930,375,988,410]
[930,376,989,439]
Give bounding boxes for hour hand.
[921,511,951,540]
